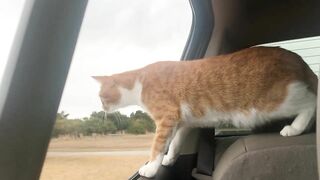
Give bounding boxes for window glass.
[0,0,25,81]
[41,0,191,179]
[263,36,320,75]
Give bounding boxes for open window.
[41,0,192,179]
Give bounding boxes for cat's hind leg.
[280,107,316,136]
[162,126,191,166]
[279,82,317,137]
[139,119,178,178]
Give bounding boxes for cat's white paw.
[280,125,302,136]
[138,161,159,178]
[162,154,177,166]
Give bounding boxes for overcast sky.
[0,0,192,118]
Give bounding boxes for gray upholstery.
[213,136,239,167]
[193,133,318,180]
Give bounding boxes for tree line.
[52,110,155,137]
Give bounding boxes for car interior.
[0,0,319,180]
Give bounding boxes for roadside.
[47,133,153,152]
[41,155,148,180]
[46,150,150,157]
[41,134,154,180]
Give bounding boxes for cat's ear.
[92,76,110,84]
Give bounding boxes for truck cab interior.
[0,0,319,180]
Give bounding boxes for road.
[46,150,150,157]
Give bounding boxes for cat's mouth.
[102,105,110,112]
[101,100,110,111]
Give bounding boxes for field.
[40,134,154,180]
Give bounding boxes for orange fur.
[95,46,318,161]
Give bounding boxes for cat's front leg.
[139,120,177,178]
[162,126,191,166]
[138,153,164,178]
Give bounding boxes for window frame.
[0,0,87,179]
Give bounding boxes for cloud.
[79,0,191,50]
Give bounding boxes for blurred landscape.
[41,134,153,180]
[52,110,156,138]
[41,110,236,180]
[41,111,155,180]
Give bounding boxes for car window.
[263,36,320,75]
[39,0,191,180]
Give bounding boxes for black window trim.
[317,70,320,177]
[180,0,214,61]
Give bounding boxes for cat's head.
[92,73,139,112]
[92,76,122,112]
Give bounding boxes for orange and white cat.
[93,47,317,178]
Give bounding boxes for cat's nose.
[103,105,110,112]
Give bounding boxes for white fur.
[139,154,163,178]
[107,81,145,112]
[162,126,191,166]
[139,126,177,177]
[180,81,316,135]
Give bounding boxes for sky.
[0,0,192,118]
